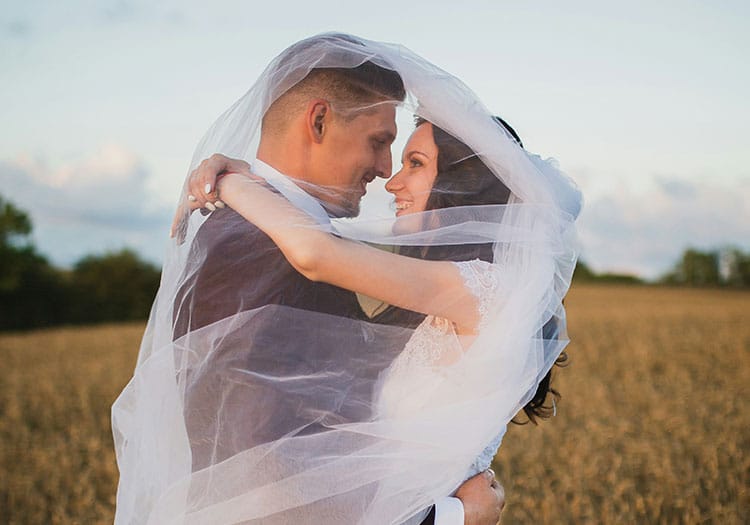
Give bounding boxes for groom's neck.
[257,136,339,218]
[257,134,308,182]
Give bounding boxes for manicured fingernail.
[188,194,197,202]
[205,183,212,193]
[215,200,225,209]
[205,202,216,212]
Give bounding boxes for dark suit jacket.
[173,208,435,524]
[174,208,364,337]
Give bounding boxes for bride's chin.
[390,212,423,235]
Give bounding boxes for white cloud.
[577,174,750,279]
[1,144,171,266]
[17,143,143,188]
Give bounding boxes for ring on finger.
[187,194,197,202]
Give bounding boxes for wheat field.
[1,285,748,524]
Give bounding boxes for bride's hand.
[170,154,252,242]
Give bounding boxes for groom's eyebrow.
[378,131,396,144]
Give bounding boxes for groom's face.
[313,103,397,217]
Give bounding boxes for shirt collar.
[251,158,331,227]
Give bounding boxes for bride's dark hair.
[376,116,566,424]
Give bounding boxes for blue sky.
[2,1,748,278]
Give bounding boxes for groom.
[173,34,504,525]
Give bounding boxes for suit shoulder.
[192,208,284,263]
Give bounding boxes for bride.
[112,33,581,525]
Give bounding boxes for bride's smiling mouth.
[394,200,413,215]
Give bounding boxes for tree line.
[1,196,161,331]
[2,195,748,331]
[660,248,750,287]
[574,248,750,288]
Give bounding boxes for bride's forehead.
[405,123,436,148]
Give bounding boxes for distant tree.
[595,273,643,285]
[0,196,32,246]
[573,260,596,281]
[0,196,33,291]
[0,195,163,330]
[659,271,679,286]
[0,196,68,330]
[723,248,750,288]
[69,249,161,323]
[662,248,721,286]
[683,249,719,286]
[573,260,642,285]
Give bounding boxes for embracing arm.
[218,173,481,333]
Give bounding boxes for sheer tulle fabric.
[112,33,582,524]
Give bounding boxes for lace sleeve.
[453,259,504,330]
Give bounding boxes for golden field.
[1,285,748,524]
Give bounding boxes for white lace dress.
[375,259,506,479]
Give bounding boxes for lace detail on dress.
[376,258,508,482]
[467,430,505,478]
[376,259,505,420]
[453,259,502,331]
[384,315,460,377]
[456,259,507,477]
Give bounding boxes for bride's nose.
[385,169,405,193]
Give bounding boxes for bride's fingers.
[189,154,250,213]
[196,157,228,210]
[192,173,218,211]
[187,169,204,208]
[202,181,217,207]
[170,155,235,242]
[170,202,190,244]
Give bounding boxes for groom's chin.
[323,200,361,219]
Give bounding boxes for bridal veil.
[112,33,582,524]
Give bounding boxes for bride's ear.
[306,100,330,144]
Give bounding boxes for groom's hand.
[455,469,505,525]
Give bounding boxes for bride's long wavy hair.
[377,116,567,424]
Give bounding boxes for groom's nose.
[374,151,392,179]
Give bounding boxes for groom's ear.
[305,100,330,144]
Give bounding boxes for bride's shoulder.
[451,259,507,329]
[452,259,502,294]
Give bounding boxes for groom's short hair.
[262,34,405,132]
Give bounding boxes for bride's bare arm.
[218,173,481,333]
